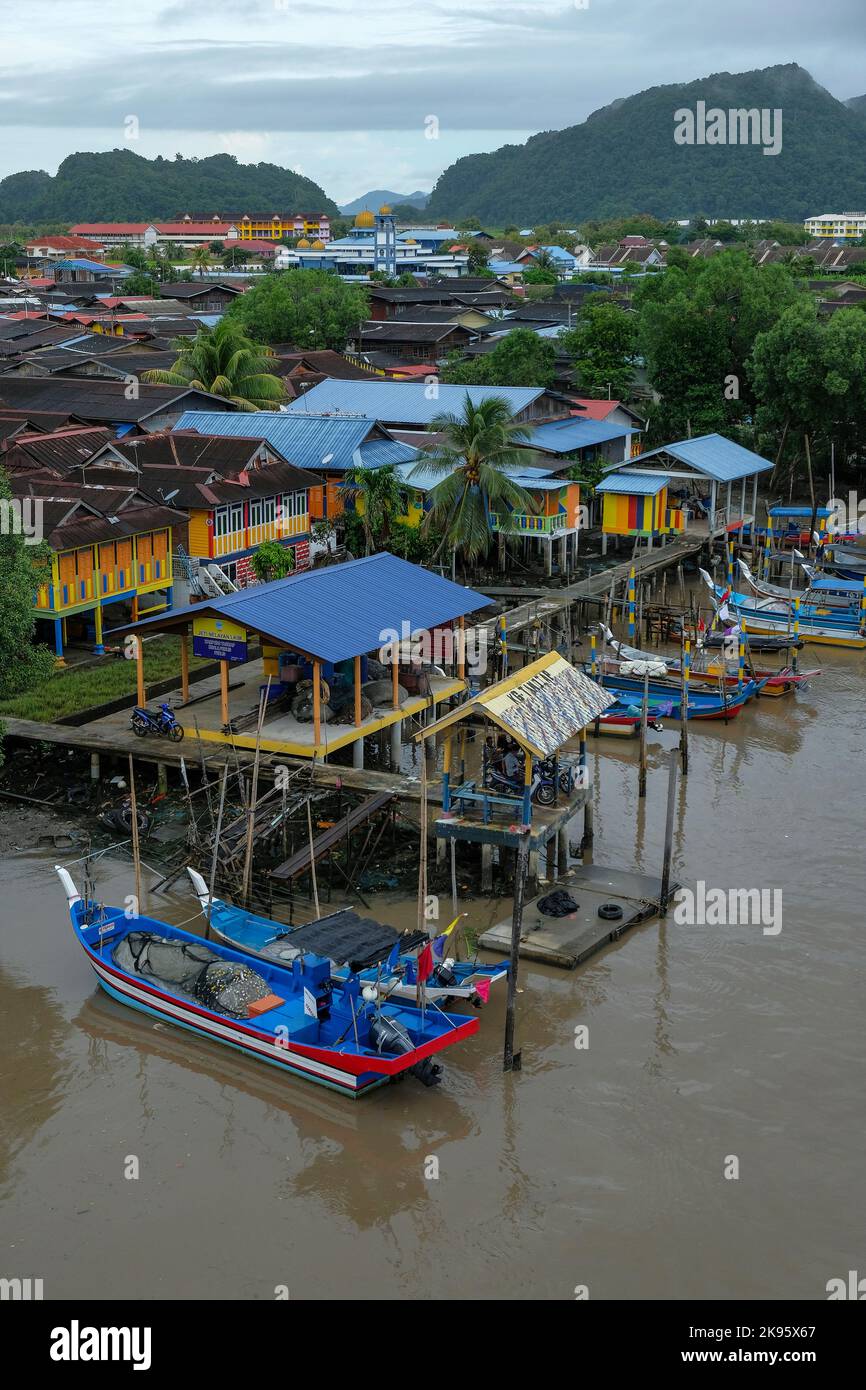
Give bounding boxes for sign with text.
[192,615,248,663]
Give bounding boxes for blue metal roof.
[622,433,772,482]
[283,380,545,424]
[595,471,671,496]
[173,410,396,472]
[52,259,128,273]
[357,437,419,469]
[114,552,492,663]
[529,418,633,453]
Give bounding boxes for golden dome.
[405,237,417,244]
[311,238,325,250]
[355,209,375,228]
[296,237,311,248]
[378,203,392,215]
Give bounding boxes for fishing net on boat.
[195,961,272,1017]
[114,932,272,1018]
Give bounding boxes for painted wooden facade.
[602,486,683,537]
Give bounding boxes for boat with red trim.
[54,866,478,1098]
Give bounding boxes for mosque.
[277,206,466,279]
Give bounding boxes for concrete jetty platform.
[478,863,672,968]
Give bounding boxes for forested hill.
[0,150,339,223]
[426,64,866,224]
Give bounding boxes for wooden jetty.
[271,791,395,882]
[478,864,671,969]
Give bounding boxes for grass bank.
[0,637,206,722]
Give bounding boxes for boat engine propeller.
[368,1015,442,1087]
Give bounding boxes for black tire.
[533,782,556,807]
[169,724,184,742]
[598,902,623,921]
[131,718,148,738]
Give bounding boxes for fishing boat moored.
[55,866,479,1098]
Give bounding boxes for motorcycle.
[484,755,560,807]
[131,702,184,742]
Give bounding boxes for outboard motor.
[431,960,458,989]
[368,1014,442,1087]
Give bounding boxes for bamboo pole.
[242,677,271,905]
[659,750,678,914]
[128,754,142,914]
[680,637,690,774]
[638,669,649,798]
[306,798,320,919]
[206,764,229,938]
[503,828,529,1072]
[180,633,190,703]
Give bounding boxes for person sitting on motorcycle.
[503,746,522,783]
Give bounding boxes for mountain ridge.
[0,150,339,224]
[339,189,429,215]
[426,64,866,224]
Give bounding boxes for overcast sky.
[0,0,863,203]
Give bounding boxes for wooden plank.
[271,791,395,881]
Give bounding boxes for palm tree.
[141,319,286,411]
[342,464,404,554]
[191,247,211,277]
[413,394,538,564]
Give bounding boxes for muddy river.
[1,648,863,1300]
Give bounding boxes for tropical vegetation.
[141,319,286,410]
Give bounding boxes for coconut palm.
[413,393,538,563]
[342,463,404,554]
[141,319,286,411]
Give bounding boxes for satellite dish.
[321,452,335,466]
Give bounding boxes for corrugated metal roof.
[595,470,671,496]
[529,418,633,452]
[113,552,493,662]
[625,433,772,482]
[357,437,419,469]
[174,409,399,473]
[283,380,545,424]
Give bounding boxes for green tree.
[442,328,556,388]
[120,271,159,295]
[465,241,491,274]
[141,319,286,410]
[0,468,55,759]
[414,394,537,562]
[634,249,801,440]
[191,247,211,276]
[522,265,558,286]
[250,540,295,584]
[342,464,404,554]
[226,269,369,348]
[561,299,637,400]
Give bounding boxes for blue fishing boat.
[599,676,762,721]
[700,572,866,649]
[185,869,507,1007]
[55,866,478,1097]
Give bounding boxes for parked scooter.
[131,702,184,742]
[484,756,559,807]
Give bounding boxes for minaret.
[373,204,397,277]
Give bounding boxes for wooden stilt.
[503,829,529,1072]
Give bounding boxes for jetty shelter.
[599,433,773,549]
[414,652,614,874]
[112,552,491,764]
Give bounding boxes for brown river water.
[1,647,864,1300]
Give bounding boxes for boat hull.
[62,891,479,1099]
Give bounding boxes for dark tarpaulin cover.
[284,910,428,972]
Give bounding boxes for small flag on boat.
[405,958,416,986]
[442,914,461,937]
[385,942,400,974]
[303,987,318,1019]
[474,978,491,1004]
[417,942,434,983]
[433,934,446,959]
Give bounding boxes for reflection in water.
[0,965,71,1192]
